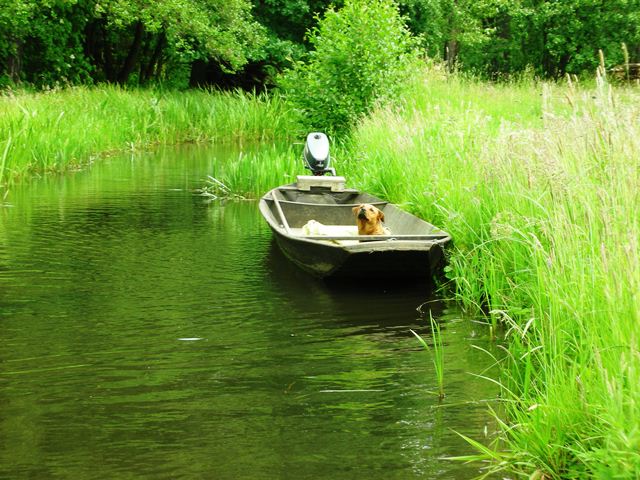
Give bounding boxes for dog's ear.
[352,204,362,215]
[378,209,385,222]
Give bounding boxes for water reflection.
[0,144,501,479]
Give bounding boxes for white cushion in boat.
[299,220,358,245]
[301,220,357,237]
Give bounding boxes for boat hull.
[259,182,450,280]
[271,229,445,280]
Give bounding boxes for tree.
[253,0,338,43]
[535,0,640,76]
[0,0,267,87]
[0,0,34,84]
[198,0,338,89]
[280,0,421,132]
[2,0,640,87]
[88,0,267,85]
[398,0,447,60]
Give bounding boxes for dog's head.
[352,203,385,235]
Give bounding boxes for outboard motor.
[303,132,335,176]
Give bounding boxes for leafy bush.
[280,0,421,133]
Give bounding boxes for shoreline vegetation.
[346,69,640,478]
[3,0,640,478]
[2,69,639,478]
[0,86,299,191]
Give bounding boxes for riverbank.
[2,73,638,478]
[342,69,640,478]
[0,86,299,191]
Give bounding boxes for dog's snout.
[357,207,367,219]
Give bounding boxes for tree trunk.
[7,40,23,83]
[142,31,165,83]
[138,34,153,82]
[117,20,145,85]
[100,22,116,83]
[445,39,458,72]
[84,20,100,70]
[444,0,460,72]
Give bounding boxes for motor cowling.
[303,132,334,175]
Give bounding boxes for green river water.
[0,145,501,479]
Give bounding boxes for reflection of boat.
[263,240,448,336]
[258,133,451,280]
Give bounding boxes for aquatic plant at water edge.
[346,68,640,478]
[0,135,10,198]
[411,313,445,400]
[196,176,247,201]
[201,144,301,198]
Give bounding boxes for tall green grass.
[344,69,640,478]
[205,143,302,198]
[411,313,445,400]
[0,85,300,190]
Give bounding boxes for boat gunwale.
[274,233,449,252]
[268,198,389,208]
[296,234,449,241]
[259,185,451,250]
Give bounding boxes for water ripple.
[0,147,501,480]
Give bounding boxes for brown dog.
[352,203,389,235]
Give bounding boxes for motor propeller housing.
[303,132,335,176]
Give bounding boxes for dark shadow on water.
[264,240,449,336]
[265,239,441,293]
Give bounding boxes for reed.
[205,143,302,198]
[0,135,9,199]
[0,85,301,189]
[411,313,445,400]
[346,68,640,478]
[622,42,630,81]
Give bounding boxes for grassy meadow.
[340,69,640,478]
[1,70,639,478]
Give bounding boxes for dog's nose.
[357,208,367,219]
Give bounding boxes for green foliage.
[342,68,640,478]
[2,0,640,87]
[25,1,95,85]
[0,0,33,84]
[248,0,335,85]
[253,0,337,44]
[397,0,446,58]
[0,0,266,87]
[446,0,640,77]
[279,0,421,133]
[0,0,92,86]
[395,0,640,78]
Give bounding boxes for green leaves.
[98,0,266,72]
[0,0,267,87]
[280,0,421,133]
[2,0,639,88]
